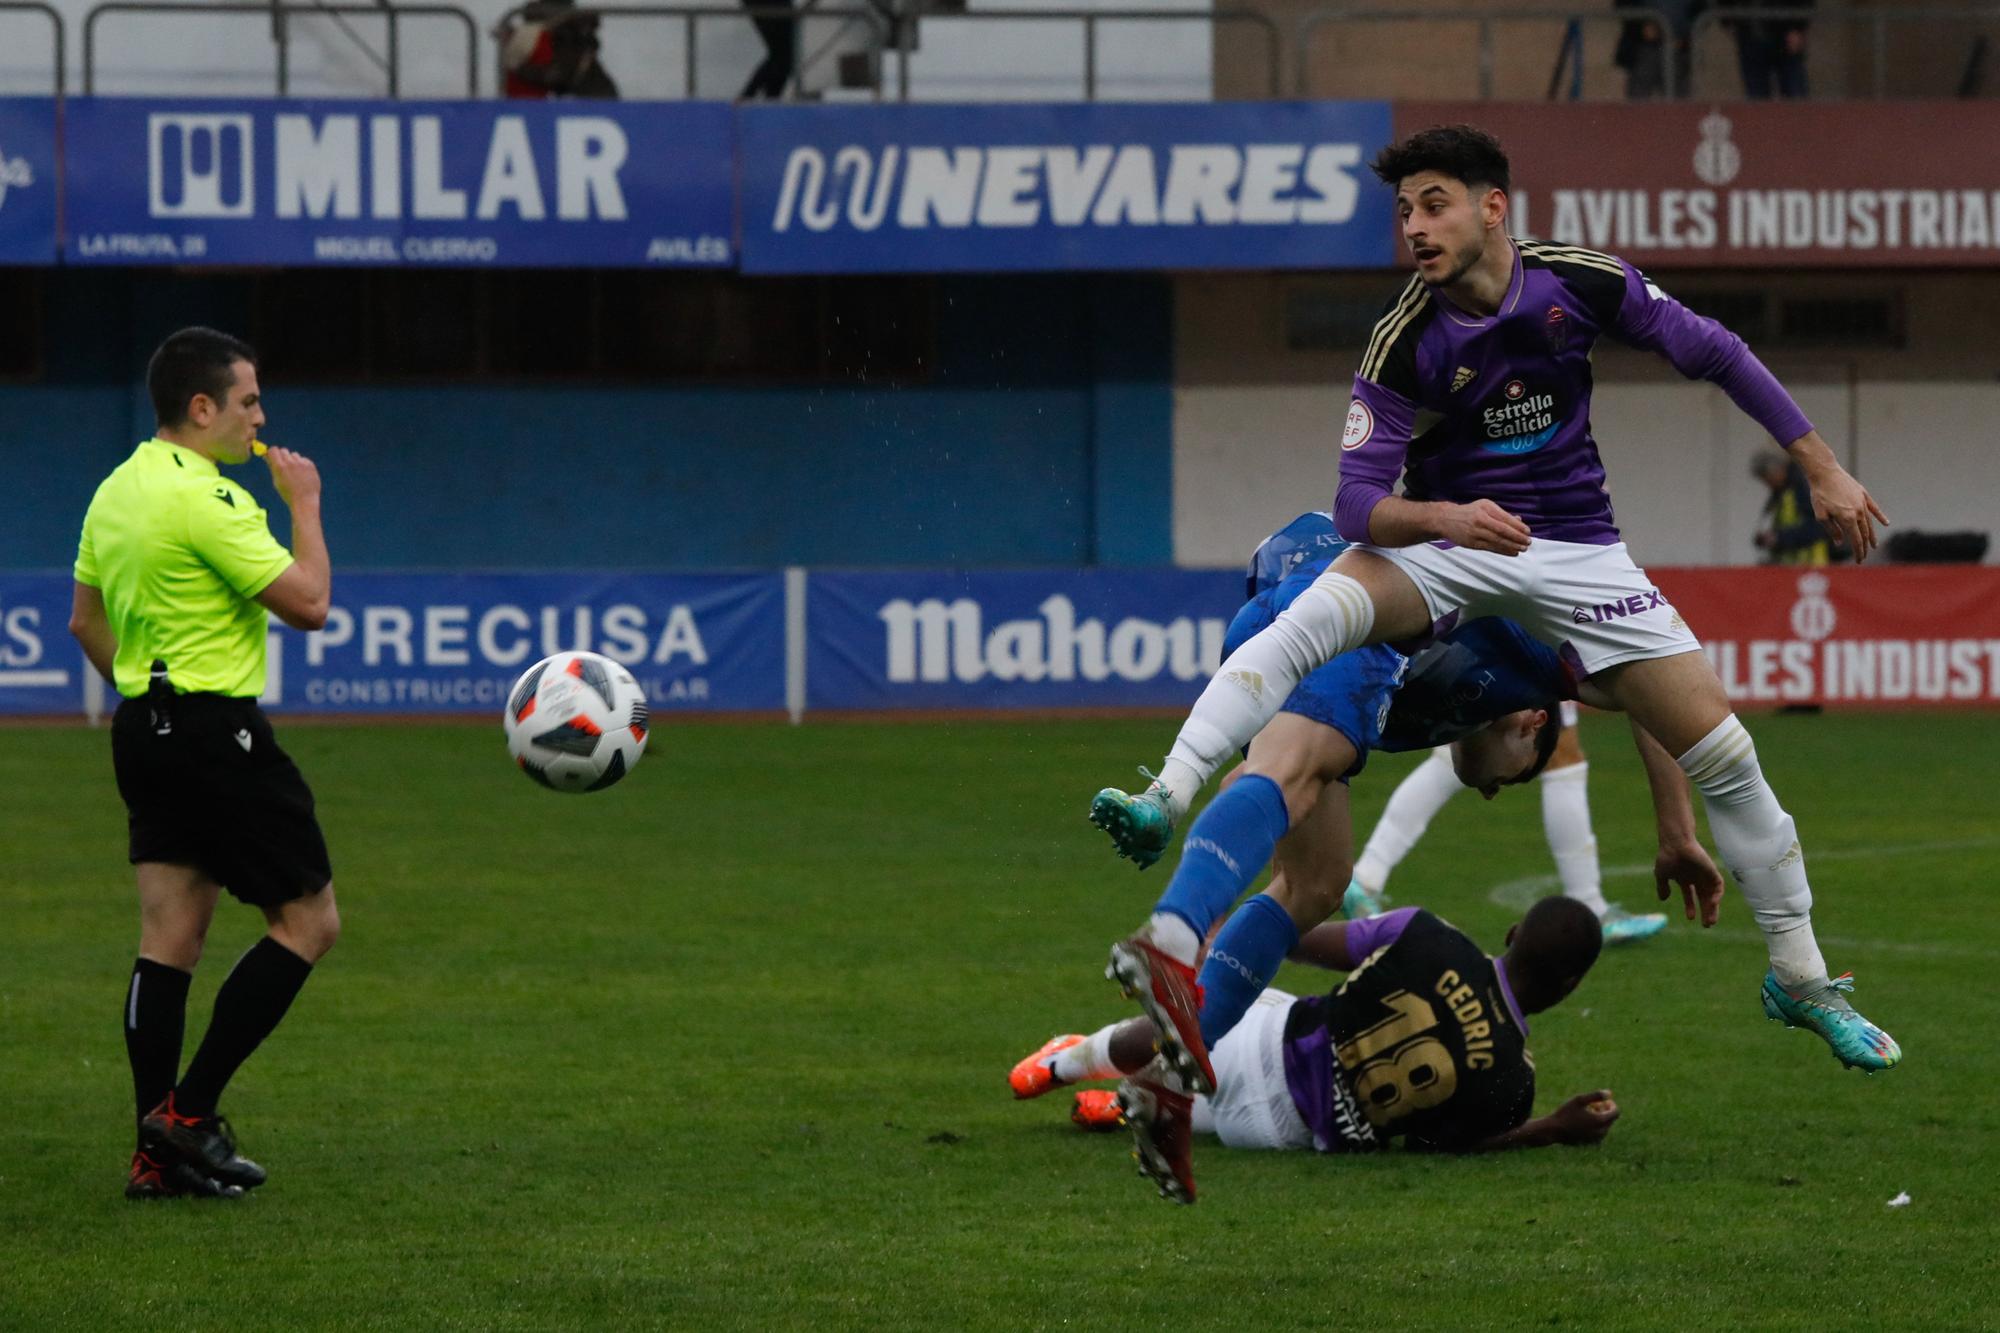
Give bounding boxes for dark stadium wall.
[0,272,1172,571]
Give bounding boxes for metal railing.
[0,1,65,95]
[890,7,1283,101]
[1690,5,2000,98]
[1296,6,1674,99]
[494,2,890,99]
[83,0,479,96]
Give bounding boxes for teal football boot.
[1088,770,1176,869]
[1599,904,1667,946]
[1340,878,1384,921]
[1761,971,1902,1072]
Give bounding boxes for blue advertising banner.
[738,101,1396,274]
[265,572,785,713]
[62,98,736,267]
[0,572,84,714]
[0,99,58,264]
[807,568,1242,709]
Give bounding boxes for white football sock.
[1540,761,1610,916]
[1353,747,1463,894]
[1050,1023,1123,1084]
[1156,569,1376,820]
[1144,912,1202,967]
[1676,716,1827,987]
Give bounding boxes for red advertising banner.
[1395,102,2000,268]
[1650,565,2000,707]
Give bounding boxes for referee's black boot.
[141,1094,268,1190]
[125,1148,246,1201]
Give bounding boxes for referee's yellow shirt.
[74,439,295,698]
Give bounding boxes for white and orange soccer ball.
[502,651,648,793]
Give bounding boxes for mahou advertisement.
[1652,566,2000,706]
[1399,102,2000,267]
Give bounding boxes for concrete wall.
[1172,268,2000,568]
[0,271,1175,570]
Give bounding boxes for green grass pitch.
[3,711,1997,1328]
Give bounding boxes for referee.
[70,328,338,1200]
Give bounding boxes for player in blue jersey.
[1091,512,1720,1162]
[1348,705,1667,946]
[1089,125,1899,1080]
[1011,898,1620,1203]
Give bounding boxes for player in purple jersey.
[1010,897,1618,1203]
[1089,125,1899,1078]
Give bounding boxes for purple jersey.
[1335,240,1814,546]
[1282,908,1532,1154]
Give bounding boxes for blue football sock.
[1197,893,1300,1049]
[1154,773,1290,939]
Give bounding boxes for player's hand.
[1807,467,1888,564]
[1438,500,1532,556]
[1655,838,1724,927]
[264,446,322,510]
[1551,1090,1620,1145]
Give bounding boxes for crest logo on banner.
[1692,111,1741,188]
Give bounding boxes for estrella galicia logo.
[0,141,32,213]
[149,114,255,219]
[1480,379,1559,455]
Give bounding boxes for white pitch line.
[1481,835,2000,960]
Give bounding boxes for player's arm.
[254,447,331,632]
[1336,377,1531,555]
[1631,716,1724,926]
[1462,1091,1620,1152]
[68,582,116,683]
[1606,261,1885,561]
[1290,906,1420,970]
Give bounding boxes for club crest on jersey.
[1342,398,1374,451]
[1450,366,1477,393]
[1481,381,1559,455]
[1545,303,1570,350]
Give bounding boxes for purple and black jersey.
[1335,240,1815,546]
[1281,908,1533,1154]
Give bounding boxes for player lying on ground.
[1089,510,1721,1114]
[1090,125,1899,1075]
[1013,898,1616,1203]
[1348,701,1665,945]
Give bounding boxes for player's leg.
[1537,711,1663,944]
[1092,551,1434,869]
[1011,1017,1156,1098]
[128,863,216,1132]
[1351,747,1462,907]
[123,863,239,1200]
[1109,699,1366,1093]
[1191,727,1357,1054]
[149,708,341,1183]
[1597,651,1899,1069]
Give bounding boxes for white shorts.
[1190,989,1313,1151]
[1355,538,1702,680]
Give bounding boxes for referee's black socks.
[124,958,192,1144]
[175,938,314,1120]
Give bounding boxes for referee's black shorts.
[111,693,332,907]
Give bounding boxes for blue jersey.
[1245,510,1347,600]
[1225,546,1573,767]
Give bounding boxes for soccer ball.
[503,651,648,793]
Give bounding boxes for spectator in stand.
[739,0,797,100]
[1615,0,1702,99]
[1720,0,1810,99]
[500,0,619,99]
[1753,450,1845,565]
